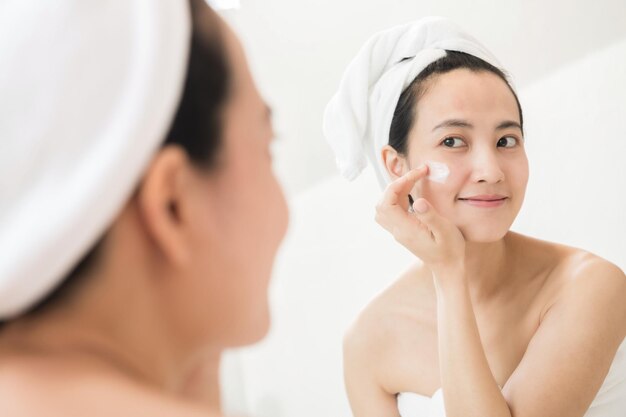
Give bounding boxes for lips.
[458,194,508,208]
[458,194,508,201]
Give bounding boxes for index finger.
[382,165,429,208]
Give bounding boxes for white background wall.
[216,1,626,416]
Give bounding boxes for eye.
[441,137,466,148]
[497,136,518,148]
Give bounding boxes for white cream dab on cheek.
[425,160,450,183]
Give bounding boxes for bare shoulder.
[529,235,626,323]
[501,238,626,416]
[343,261,437,393]
[0,354,220,417]
[510,231,624,278]
[506,232,625,316]
[344,261,433,351]
[549,247,626,326]
[522,231,623,275]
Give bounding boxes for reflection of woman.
[324,17,626,417]
[0,1,287,416]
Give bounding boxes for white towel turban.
[0,1,191,319]
[322,16,516,189]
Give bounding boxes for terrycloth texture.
[0,1,191,319]
[397,337,626,417]
[322,16,515,189]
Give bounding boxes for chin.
[248,311,272,344]
[230,303,272,347]
[459,224,509,243]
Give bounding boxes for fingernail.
[413,199,428,213]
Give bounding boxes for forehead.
[416,69,520,125]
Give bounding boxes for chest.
[386,287,547,396]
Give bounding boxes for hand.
[374,165,466,275]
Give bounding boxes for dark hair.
[8,6,231,322]
[389,50,523,155]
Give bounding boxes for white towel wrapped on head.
[322,16,515,189]
[0,1,191,320]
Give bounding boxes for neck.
[0,202,224,410]
[462,232,515,304]
[0,268,221,408]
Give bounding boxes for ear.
[381,145,409,181]
[136,145,196,267]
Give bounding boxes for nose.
[470,145,504,184]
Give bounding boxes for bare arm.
[433,262,512,417]
[434,257,626,417]
[343,323,401,417]
[502,258,626,417]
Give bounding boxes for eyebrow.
[432,118,522,132]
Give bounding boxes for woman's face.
[181,13,289,348]
[404,69,528,242]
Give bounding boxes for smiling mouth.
[458,197,508,201]
[457,197,508,208]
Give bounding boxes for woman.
[0,1,287,416]
[324,17,626,417]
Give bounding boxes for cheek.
[232,160,288,252]
[409,155,469,206]
[513,158,529,190]
[212,158,288,286]
[418,175,464,216]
